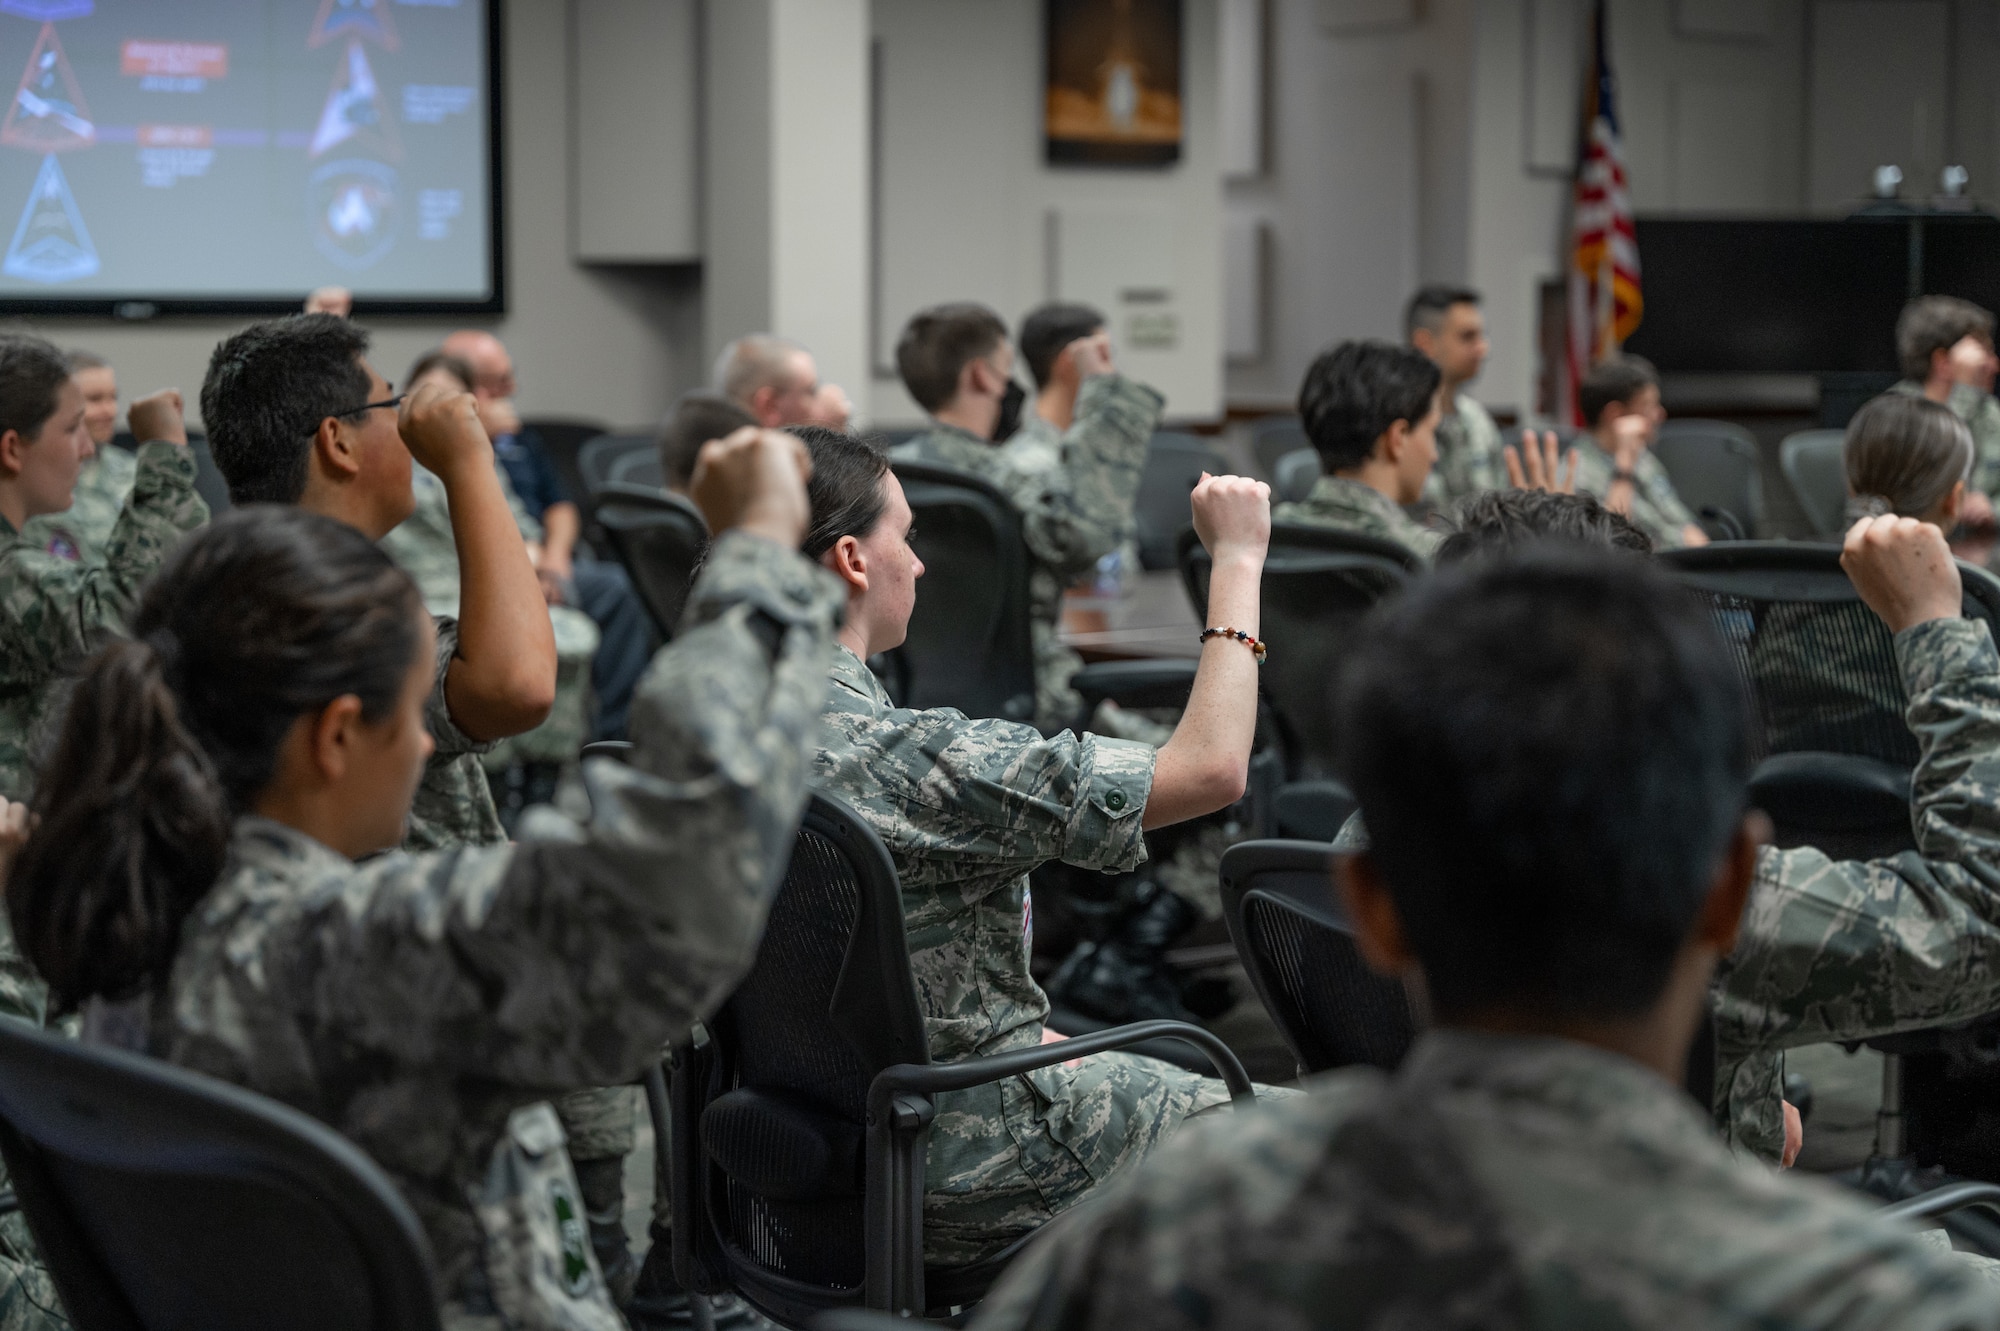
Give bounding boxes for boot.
[1046,881,1200,1024]
[625,1224,756,1329]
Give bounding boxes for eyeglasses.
[338,392,406,418]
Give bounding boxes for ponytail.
[7,506,423,1014]
[10,638,230,1010]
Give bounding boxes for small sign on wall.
[1046,0,1184,166]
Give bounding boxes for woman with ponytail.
[1843,392,1976,532]
[2,426,840,1330]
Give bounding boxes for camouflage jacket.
[971,1029,2000,1331]
[406,613,509,852]
[21,444,138,564]
[1419,393,1504,510]
[0,440,207,799]
[1892,379,2000,499]
[895,374,1162,728]
[86,533,842,1327]
[1332,618,2000,1164]
[1271,475,1442,563]
[1568,436,1699,550]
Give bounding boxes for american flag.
[1565,0,1641,424]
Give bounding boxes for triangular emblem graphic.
[0,24,93,153]
[310,40,400,161]
[308,0,397,52]
[4,154,97,283]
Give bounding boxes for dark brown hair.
[793,425,891,559]
[9,506,424,1012]
[659,391,755,491]
[895,302,1007,412]
[1843,392,1973,523]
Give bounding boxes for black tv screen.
[0,0,500,315]
[1622,219,1908,374]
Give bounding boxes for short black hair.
[1437,490,1653,564]
[1338,551,1748,1020]
[1297,340,1441,471]
[1577,354,1659,428]
[202,314,372,506]
[896,302,1008,413]
[0,334,74,443]
[1405,284,1481,338]
[658,391,755,492]
[1896,295,1996,383]
[795,425,891,560]
[1018,302,1105,390]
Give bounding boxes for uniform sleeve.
[999,374,1161,581]
[1714,617,2000,1058]
[422,615,494,760]
[1638,450,1697,530]
[0,441,204,683]
[1965,391,2000,500]
[840,708,1156,880]
[269,532,845,1093]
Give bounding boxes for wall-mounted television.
[0,0,501,316]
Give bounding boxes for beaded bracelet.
[1200,626,1267,664]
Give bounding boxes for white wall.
[868,0,1223,426]
[16,0,704,432]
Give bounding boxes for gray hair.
[1843,393,1974,523]
[712,334,807,407]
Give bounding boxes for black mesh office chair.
[1778,429,1848,537]
[669,793,1255,1323]
[886,461,1039,721]
[521,416,609,515]
[1134,433,1230,571]
[0,1017,440,1331]
[1654,419,1763,539]
[608,448,664,491]
[1219,840,1719,1101]
[1250,417,1308,480]
[1180,522,1421,779]
[578,433,659,497]
[592,482,708,640]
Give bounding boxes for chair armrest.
[580,740,634,764]
[1879,1181,2000,1223]
[1071,659,1199,715]
[867,1018,1254,1126]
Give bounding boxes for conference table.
[1059,568,1201,660]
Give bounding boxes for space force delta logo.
[309,157,396,269]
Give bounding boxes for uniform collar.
[829,644,894,709]
[1303,473,1406,518]
[228,814,355,878]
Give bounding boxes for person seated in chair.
[893,302,1162,731]
[659,390,756,497]
[1274,340,1445,562]
[973,521,2000,1331]
[1567,354,1708,551]
[1889,295,2000,527]
[1407,284,1505,512]
[22,350,136,564]
[4,430,842,1331]
[796,426,1293,1269]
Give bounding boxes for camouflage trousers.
[551,1085,638,1163]
[0,1213,65,1331]
[922,1046,1295,1267]
[483,607,599,769]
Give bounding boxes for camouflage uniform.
[1419,392,1504,510]
[1892,379,2000,498]
[895,374,1162,729]
[0,918,65,1331]
[82,532,843,1330]
[1332,617,2000,1165]
[20,445,138,564]
[1567,436,1699,551]
[970,1029,2000,1331]
[1271,474,1442,563]
[0,440,207,799]
[813,646,1287,1267]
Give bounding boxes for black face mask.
[992,379,1027,442]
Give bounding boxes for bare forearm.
[441,460,557,740]
[1145,552,1261,829]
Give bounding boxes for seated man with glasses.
[202,313,557,852]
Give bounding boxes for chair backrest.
[578,433,658,497]
[1661,542,2000,769]
[592,482,709,640]
[188,435,232,516]
[0,1017,440,1331]
[1653,420,1763,535]
[1273,448,1321,504]
[1180,522,1419,778]
[1135,432,1231,571]
[608,447,664,491]
[693,793,931,1308]
[521,417,609,513]
[1250,417,1309,480]
[1778,429,1849,536]
[887,461,1037,721]
[1218,841,1415,1078]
